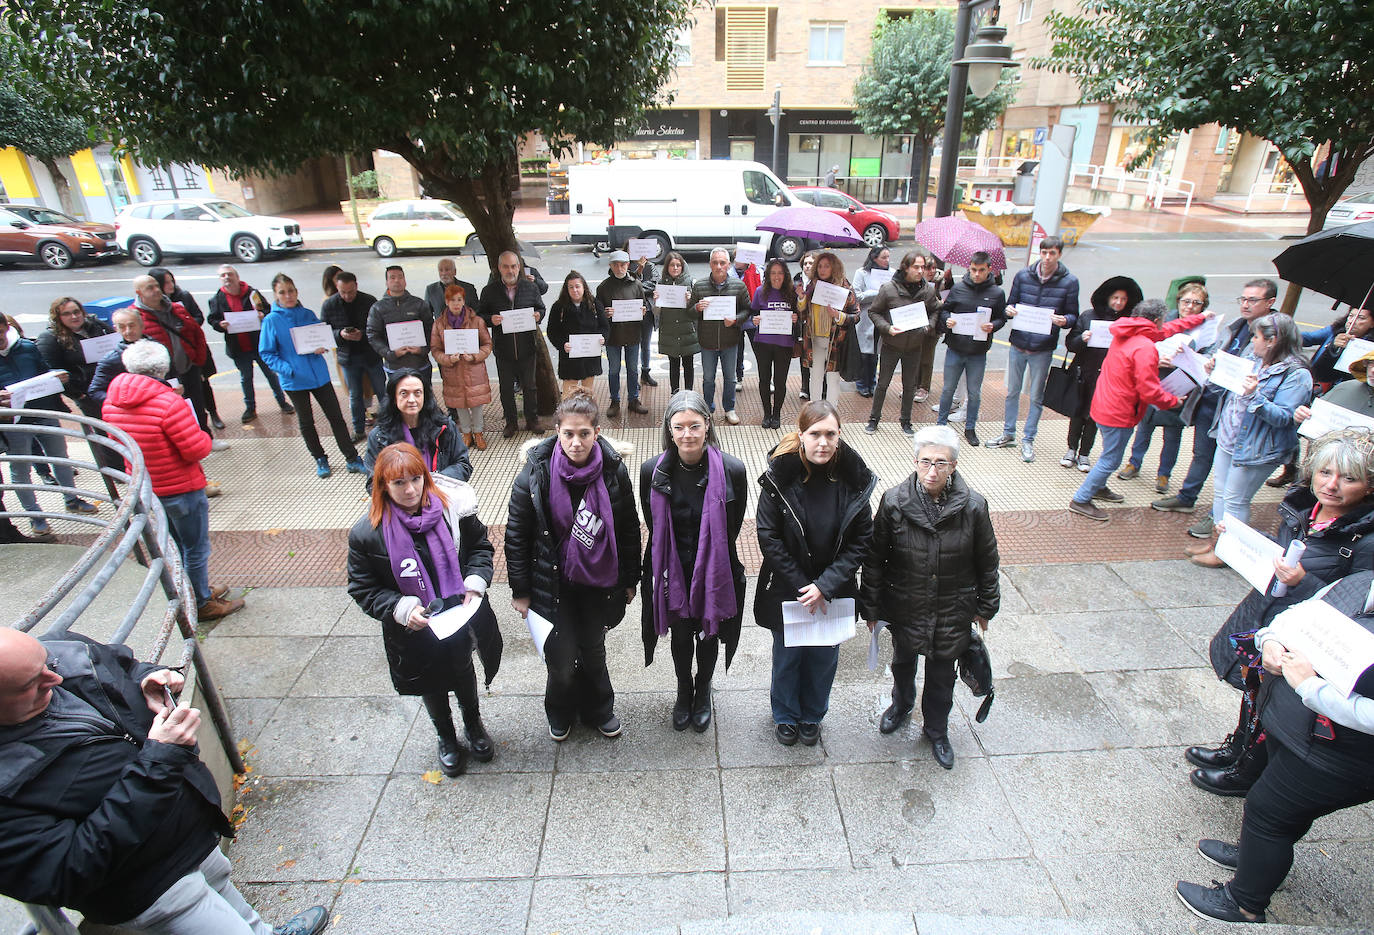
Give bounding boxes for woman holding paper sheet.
[258,273,365,478]
[505,392,641,741]
[1062,276,1142,471]
[798,252,859,404]
[654,252,699,395]
[851,246,890,398]
[641,391,747,732]
[749,259,800,429]
[545,272,608,400]
[429,283,492,449]
[1189,314,1313,567]
[1304,305,1373,390]
[36,297,126,476]
[864,250,941,438]
[755,400,875,746]
[862,425,999,769]
[347,441,499,777]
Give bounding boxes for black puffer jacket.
[595,266,656,348]
[35,316,115,400]
[1065,275,1143,374]
[545,296,609,380]
[505,436,642,623]
[640,446,748,668]
[1210,487,1374,687]
[364,414,472,485]
[0,635,229,923]
[934,272,1008,357]
[861,471,1000,660]
[754,443,876,631]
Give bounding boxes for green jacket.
[655,269,699,358]
[688,275,749,350]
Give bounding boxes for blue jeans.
[700,346,739,411]
[640,311,656,373]
[606,343,639,402]
[340,354,388,434]
[1129,419,1184,477]
[1210,448,1278,526]
[3,419,82,509]
[1074,424,1132,502]
[1178,391,1221,505]
[230,351,285,410]
[770,627,840,725]
[938,349,986,426]
[1002,346,1053,441]
[163,489,211,606]
[857,351,878,394]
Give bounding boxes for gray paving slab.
[1108,559,1253,609]
[980,613,1077,679]
[326,879,532,935]
[817,683,983,764]
[352,772,549,879]
[212,586,349,636]
[539,769,726,875]
[715,688,827,768]
[202,635,324,698]
[528,873,727,935]
[1003,564,1146,613]
[235,881,341,931]
[286,634,395,697]
[995,569,1031,615]
[250,695,418,776]
[1271,839,1374,928]
[330,600,382,636]
[1043,846,1225,920]
[555,690,719,772]
[964,672,1131,755]
[1038,609,1201,672]
[228,776,387,882]
[720,765,849,872]
[226,696,282,747]
[394,692,557,774]
[1155,604,1230,657]
[683,910,916,935]
[1085,668,1238,748]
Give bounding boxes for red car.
[788,187,900,248]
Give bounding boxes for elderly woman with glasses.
[862,424,1000,769]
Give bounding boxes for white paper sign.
[734,242,767,268]
[289,322,334,355]
[428,595,485,640]
[1269,600,1374,697]
[526,608,554,660]
[758,308,793,335]
[80,332,123,364]
[385,319,426,348]
[1010,304,1055,335]
[223,311,261,334]
[782,597,857,648]
[1187,314,1223,349]
[443,328,479,355]
[1299,397,1374,440]
[867,268,895,288]
[1086,326,1114,349]
[610,299,644,323]
[810,280,850,311]
[867,619,890,671]
[1159,368,1202,399]
[1213,513,1284,594]
[656,284,688,308]
[1335,337,1374,375]
[1156,332,1192,356]
[1208,351,1258,394]
[6,371,64,409]
[569,333,602,358]
[500,307,537,333]
[1169,346,1210,386]
[626,238,658,260]
[949,309,992,341]
[702,295,737,321]
[888,302,928,332]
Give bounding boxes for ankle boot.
[433,721,468,777]
[672,679,693,732]
[1186,732,1242,769]
[462,704,495,762]
[690,674,712,732]
[471,432,487,451]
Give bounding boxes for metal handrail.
[2,407,243,935]
[954,155,1197,214]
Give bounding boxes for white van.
[566,160,802,261]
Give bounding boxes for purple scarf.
[649,446,736,636]
[400,423,435,470]
[549,441,618,588]
[381,492,466,604]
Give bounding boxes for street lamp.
[934,0,1021,218]
[766,85,784,176]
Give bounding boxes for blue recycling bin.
[84,295,134,326]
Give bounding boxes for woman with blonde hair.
[798,251,859,403]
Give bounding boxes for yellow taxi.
[363,199,477,256]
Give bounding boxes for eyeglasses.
[670,422,706,435]
[1237,296,1268,306]
[917,458,954,472]
[1178,298,1205,307]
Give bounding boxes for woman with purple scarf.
[640,390,748,732]
[347,442,499,777]
[505,392,642,741]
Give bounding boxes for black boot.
[672,679,693,732]
[423,693,468,777]
[1185,733,1241,769]
[462,702,495,763]
[1190,742,1266,797]
[880,661,917,734]
[690,674,712,732]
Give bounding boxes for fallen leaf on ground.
[421,770,444,785]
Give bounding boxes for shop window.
[1017,0,1033,24]
[809,22,845,64]
[97,159,132,208]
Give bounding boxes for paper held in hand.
[758,308,792,335]
[1187,314,1223,349]
[1086,326,1114,349]
[1334,337,1374,375]
[1207,351,1258,394]
[626,238,658,261]
[500,307,537,333]
[443,328,479,355]
[1009,304,1055,335]
[610,299,644,323]
[1268,598,1374,697]
[702,295,737,321]
[782,597,856,647]
[1213,513,1283,594]
[734,242,767,268]
[949,308,992,341]
[569,333,602,358]
[385,319,426,348]
[526,608,554,660]
[867,268,895,288]
[656,284,688,308]
[5,371,64,410]
[810,280,850,311]
[79,331,123,364]
[428,595,485,641]
[222,310,261,334]
[1299,397,1374,439]
[888,302,928,332]
[289,322,334,355]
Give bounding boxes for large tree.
[0,30,91,216]
[10,0,693,265]
[852,10,1015,220]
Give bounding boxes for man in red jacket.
[132,274,221,446]
[1069,298,1212,521]
[102,341,244,621]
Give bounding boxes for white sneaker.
[948,407,967,423]
[1077,454,1091,472]
[210,439,230,451]
[1060,449,1076,468]
[724,409,740,425]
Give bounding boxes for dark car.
[788,187,900,247]
[0,204,121,269]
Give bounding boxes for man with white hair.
[689,247,750,424]
[101,340,243,621]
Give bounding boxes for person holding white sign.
[366,265,434,383]
[429,284,492,450]
[1061,276,1142,470]
[478,251,548,437]
[755,401,875,746]
[863,425,999,770]
[864,250,940,438]
[850,246,891,397]
[258,273,365,479]
[798,251,859,405]
[34,297,127,477]
[595,251,653,417]
[1306,305,1374,389]
[347,442,500,777]
[209,265,295,425]
[1188,314,1313,566]
[933,252,1007,444]
[653,252,699,395]
[748,258,801,428]
[1315,352,1374,421]
[545,271,608,401]
[689,248,751,423]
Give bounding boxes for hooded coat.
[258,303,332,392]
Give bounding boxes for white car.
[115,198,303,266]
[1323,191,1374,229]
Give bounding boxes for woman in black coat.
[505,392,641,740]
[151,266,224,430]
[755,400,875,746]
[544,271,609,397]
[862,424,999,769]
[1062,275,1142,470]
[640,390,747,732]
[347,442,499,777]
[35,297,122,474]
[364,370,472,486]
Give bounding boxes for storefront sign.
[789,111,862,135]
[624,110,699,140]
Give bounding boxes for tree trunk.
[1279,148,1366,315]
[395,138,520,273]
[40,157,80,217]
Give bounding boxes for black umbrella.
[1272,220,1374,308]
[460,234,542,260]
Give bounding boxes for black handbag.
[1042,354,1082,417]
[958,626,995,722]
[837,323,863,382]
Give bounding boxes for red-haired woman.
[347,442,500,777]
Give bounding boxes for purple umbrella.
[754,206,863,244]
[912,216,1007,272]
